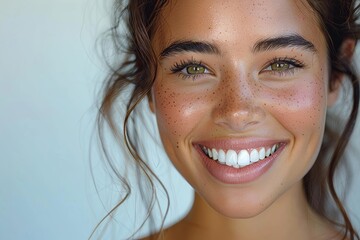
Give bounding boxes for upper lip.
[193,138,288,151]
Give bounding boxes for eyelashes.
[260,57,305,76]
[169,57,306,80]
[170,59,210,80]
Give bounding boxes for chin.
[222,204,270,219]
[200,189,279,219]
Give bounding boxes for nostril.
[215,118,259,131]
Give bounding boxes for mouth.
[194,139,287,184]
[199,144,280,169]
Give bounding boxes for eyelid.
[170,59,207,72]
[169,57,305,80]
[170,59,213,79]
[260,57,305,73]
[180,65,211,75]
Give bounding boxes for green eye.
[260,58,304,77]
[170,61,211,80]
[186,65,206,74]
[270,62,290,71]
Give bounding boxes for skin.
[146,0,343,239]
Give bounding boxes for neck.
[180,182,333,240]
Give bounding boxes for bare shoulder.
[140,233,163,240]
[139,231,172,240]
[139,222,186,240]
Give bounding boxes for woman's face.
[150,0,335,217]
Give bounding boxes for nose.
[212,76,266,132]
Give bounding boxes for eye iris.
[187,65,205,74]
[271,62,289,71]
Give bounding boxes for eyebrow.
[160,40,220,58]
[252,34,317,53]
[159,34,317,59]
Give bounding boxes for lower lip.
[195,144,285,184]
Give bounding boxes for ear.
[327,38,356,107]
[327,76,341,107]
[148,89,156,113]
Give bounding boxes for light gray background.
[0,0,359,239]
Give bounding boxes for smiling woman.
[95,0,360,239]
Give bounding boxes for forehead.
[153,0,326,54]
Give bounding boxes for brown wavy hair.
[92,0,360,239]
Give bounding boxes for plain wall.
[0,0,109,239]
[0,0,359,239]
[0,0,192,239]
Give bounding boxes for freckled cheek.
[265,81,327,134]
[153,87,208,139]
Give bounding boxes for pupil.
[188,66,204,74]
[273,62,288,70]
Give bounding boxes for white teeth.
[212,148,218,160]
[218,149,226,164]
[225,150,237,166]
[250,149,259,163]
[259,147,265,160]
[265,148,271,157]
[271,144,277,153]
[202,143,281,169]
[238,150,250,167]
[208,148,213,158]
